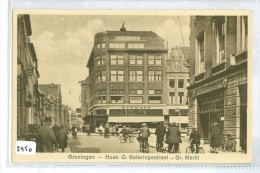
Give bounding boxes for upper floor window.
[148,55,162,65]
[214,19,226,64]
[96,43,101,48]
[169,79,175,88]
[148,70,162,81]
[238,16,248,51]
[178,79,184,88]
[129,70,143,81]
[129,55,143,65]
[111,96,124,104]
[96,56,106,65]
[109,43,125,48]
[97,71,106,82]
[110,55,124,65]
[196,33,205,74]
[128,43,144,49]
[101,43,106,48]
[111,70,124,81]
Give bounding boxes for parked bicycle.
[186,143,204,154]
[119,133,134,143]
[222,133,237,152]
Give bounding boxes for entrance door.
[199,114,209,138]
[239,84,247,152]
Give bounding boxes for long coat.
[37,125,58,152]
[210,126,222,148]
[57,128,68,149]
[165,125,181,144]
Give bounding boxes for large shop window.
[110,109,127,115]
[129,70,143,81]
[110,70,124,81]
[111,96,124,104]
[196,33,205,73]
[214,18,226,64]
[148,96,161,104]
[129,96,143,104]
[129,55,143,65]
[110,55,124,65]
[148,55,162,65]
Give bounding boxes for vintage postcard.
[12,10,252,164]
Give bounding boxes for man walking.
[37,117,58,152]
[155,121,166,151]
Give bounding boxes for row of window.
[95,55,162,65]
[96,42,145,49]
[195,16,247,74]
[95,70,162,82]
[92,94,186,105]
[169,79,190,88]
[94,89,162,96]
[95,109,163,116]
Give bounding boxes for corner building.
[188,16,248,151]
[87,29,168,127]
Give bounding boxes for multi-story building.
[166,47,190,134]
[38,83,63,125]
[79,77,90,119]
[62,104,70,127]
[17,14,40,138]
[188,16,248,151]
[86,27,168,127]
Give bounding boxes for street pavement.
[66,132,237,154]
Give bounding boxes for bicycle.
[164,145,180,153]
[186,143,204,154]
[119,133,134,143]
[139,139,149,153]
[222,133,237,152]
[156,138,164,152]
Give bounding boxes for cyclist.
[165,122,181,153]
[155,121,166,151]
[189,126,201,153]
[120,125,128,142]
[138,123,150,147]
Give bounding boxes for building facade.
[38,83,63,125]
[86,28,168,127]
[79,77,90,119]
[17,14,40,138]
[188,16,248,151]
[166,47,190,133]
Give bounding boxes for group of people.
[98,124,119,138]
[37,118,69,153]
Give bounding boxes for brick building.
[86,27,168,127]
[17,14,40,138]
[79,77,90,119]
[166,47,190,133]
[188,16,248,151]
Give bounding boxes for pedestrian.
[57,125,68,152]
[115,124,119,136]
[155,121,166,151]
[210,122,222,153]
[98,124,104,136]
[72,126,77,139]
[52,123,60,140]
[138,123,150,144]
[86,124,90,136]
[189,126,201,153]
[37,117,58,153]
[104,124,110,138]
[165,122,182,153]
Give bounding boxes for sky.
[30,14,190,110]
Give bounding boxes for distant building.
[86,27,168,128]
[188,16,248,151]
[166,46,190,133]
[79,77,90,121]
[38,83,63,125]
[17,14,40,138]
[62,104,70,127]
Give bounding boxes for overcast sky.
[30,15,190,110]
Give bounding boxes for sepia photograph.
[12,10,252,163]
